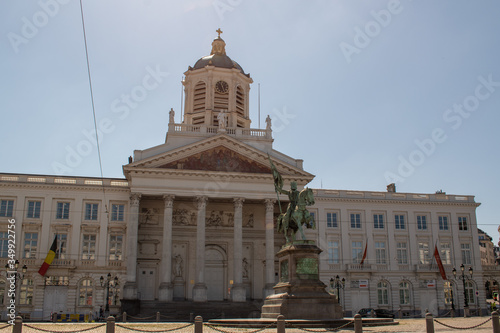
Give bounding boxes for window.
[0,280,4,305]
[397,242,408,264]
[418,242,429,264]
[111,204,125,221]
[109,235,123,261]
[377,281,389,305]
[328,241,340,264]
[461,243,471,265]
[374,214,384,229]
[350,213,361,229]
[19,278,34,305]
[417,215,427,230]
[55,234,67,259]
[395,215,405,230]
[327,212,338,228]
[458,217,468,231]
[0,232,8,258]
[444,281,453,305]
[440,243,452,265]
[0,200,14,217]
[84,203,99,221]
[352,241,363,263]
[399,281,411,305]
[56,202,70,219]
[23,233,38,259]
[375,242,386,264]
[78,279,93,306]
[27,201,41,219]
[465,281,475,305]
[439,216,449,231]
[81,234,96,260]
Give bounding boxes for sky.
[1,1,499,242]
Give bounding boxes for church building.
[0,32,486,320]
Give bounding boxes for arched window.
[465,281,475,305]
[19,278,34,305]
[236,85,245,116]
[444,281,454,305]
[377,281,389,305]
[193,81,206,113]
[78,279,93,306]
[399,281,411,305]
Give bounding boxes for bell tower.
[182,29,253,128]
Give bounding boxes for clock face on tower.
[215,80,229,94]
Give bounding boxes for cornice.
[314,196,480,207]
[0,182,130,193]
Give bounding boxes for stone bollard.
[194,315,203,333]
[354,314,362,333]
[451,309,455,318]
[13,316,23,333]
[277,315,285,333]
[190,312,194,322]
[52,312,58,323]
[106,316,115,333]
[464,307,470,318]
[425,313,434,333]
[156,311,160,322]
[398,308,402,319]
[123,311,127,323]
[493,311,500,333]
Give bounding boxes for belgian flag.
[38,236,57,276]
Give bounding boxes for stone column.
[232,198,246,302]
[193,196,208,302]
[264,199,276,298]
[159,195,175,301]
[123,193,141,299]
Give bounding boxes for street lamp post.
[4,260,28,303]
[330,275,346,306]
[100,273,119,314]
[453,264,473,317]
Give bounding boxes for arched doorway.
[205,245,226,300]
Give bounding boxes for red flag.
[433,244,447,280]
[360,241,368,265]
[38,236,57,276]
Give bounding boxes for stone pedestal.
[231,284,247,302]
[261,241,343,320]
[173,277,185,300]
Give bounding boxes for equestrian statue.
[268,155,316,243]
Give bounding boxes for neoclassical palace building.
[0,33,490,320]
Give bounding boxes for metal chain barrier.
[434,317,492,330]
[286,320,355,332]
[439,310,452,317]
[204,321,276,333]
[23,323,106,333]
[115,323,193,332]
[127,314,157,321]
[0,325,10,331]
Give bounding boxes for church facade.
[0,33,489,320]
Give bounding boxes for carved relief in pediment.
[159,146,271,173]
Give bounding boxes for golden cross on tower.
[216,28,223,38]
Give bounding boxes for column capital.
[195,196,208,209]
[233,198,245,209]
[163,195,175,208]
[265,199,276,212]
[130,193,142,206]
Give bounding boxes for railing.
[168,123,272,140]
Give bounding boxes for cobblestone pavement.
[2,317,496,333]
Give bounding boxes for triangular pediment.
[158,145,271,173]
[124,134,313,181]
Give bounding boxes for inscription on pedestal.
[296,258,318,279]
